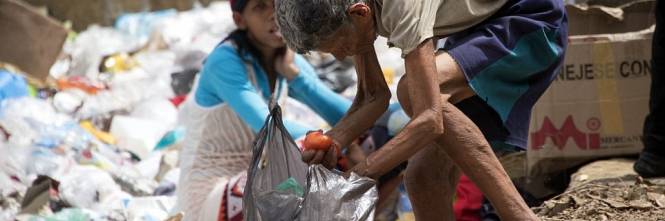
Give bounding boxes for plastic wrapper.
[244,105,378,221]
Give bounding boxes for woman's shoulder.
[199,41,250,84]
[206,42,243,64]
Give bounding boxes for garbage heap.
[0,2,240,220]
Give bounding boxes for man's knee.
[435,53,476,104]
[404,147,458,194]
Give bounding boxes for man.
[634,0,665,178]
[276,0,567,220]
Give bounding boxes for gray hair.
[276,0,362,54]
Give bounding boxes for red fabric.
[218,174,245,221]
[453,174,483,221]
[170,95,187,107]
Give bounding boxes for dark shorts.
[442,0,568,150]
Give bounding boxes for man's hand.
[343,158,379,180]
[301,135,339,169]
[338,39,445,179]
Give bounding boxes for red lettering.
[531,116,600,150]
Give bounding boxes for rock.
[628,199,653,209]
[647,192,665,208]
[568,158,638,189]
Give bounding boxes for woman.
[173,0,351,220]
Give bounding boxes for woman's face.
[238,0,285,50]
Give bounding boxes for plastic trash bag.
[297,164,377,221]
[244,105,378,221]
[244,105,309,221]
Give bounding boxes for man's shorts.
[442,0,568,150]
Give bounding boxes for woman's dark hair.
[224,0,263,63]
[222,0,286,67]
[223,29,263,63]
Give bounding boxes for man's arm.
[351,39,445,178]
[327,47,391,146]
[303,47,391,167]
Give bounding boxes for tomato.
[303,130,333,151]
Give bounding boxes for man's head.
[275,0,377,60]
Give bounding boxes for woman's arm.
[287,55,351,126]
[200,46,314,138]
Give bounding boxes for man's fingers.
[301,149,316,162]
[323,147,337,169]
[310,150,325,164]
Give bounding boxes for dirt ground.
[533,159,665,221]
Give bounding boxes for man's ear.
[347,3,371,24]
[233,12,247,30]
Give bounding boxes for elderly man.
[276,0,567,220]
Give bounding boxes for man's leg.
[635,0,665,178]
[404,143,460,221]
[397,52,537,220]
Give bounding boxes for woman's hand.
[275,48,300,80]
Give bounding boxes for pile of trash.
[1,3,234,220]
[534,159,665,221]
[0,1,407,220]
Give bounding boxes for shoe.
[634,151,665,178]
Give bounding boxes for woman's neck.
[247,34,278,92]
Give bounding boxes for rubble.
[534,159,665,221]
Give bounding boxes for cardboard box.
[0,0,67,81]
[527,28,653,175]
[567,0,656,35]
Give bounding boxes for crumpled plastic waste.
[79,121,116,145]
[16,208,102,221]
[0,1,373,220]
[111,165,159,197]
[0,97,92,150]
[56,76,106,95]
[114,9,178,44]
[58,166,131,211]
[99,53,140,74]
[0,69,29,101]
[110,116,170,160]
[63,26,141,79]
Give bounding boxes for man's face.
[316,14,376,60]
[317,25,361,60]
